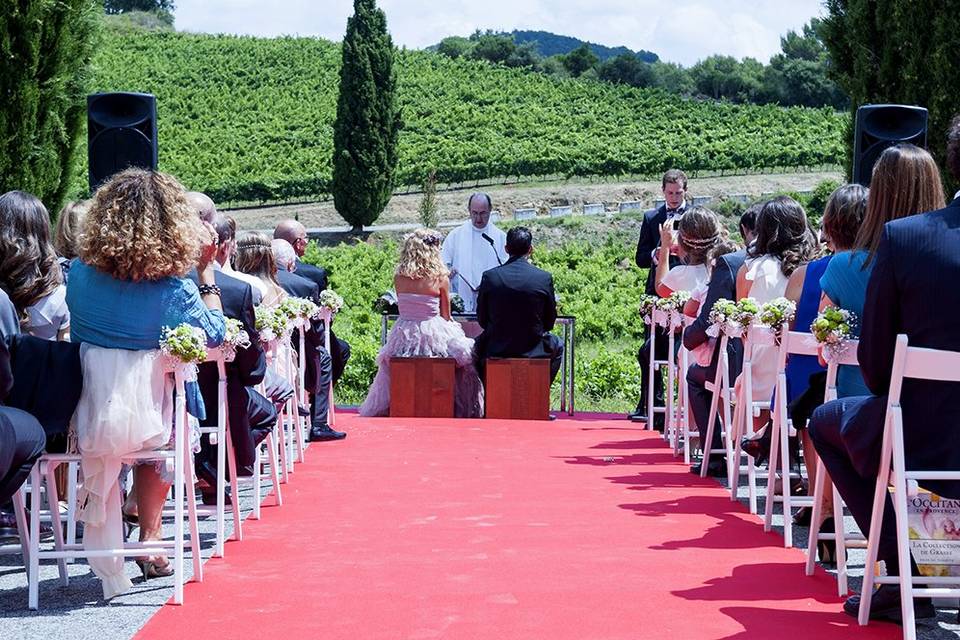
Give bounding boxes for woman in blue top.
[66,169,225,598]
[817,184,870,397]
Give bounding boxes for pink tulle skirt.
[359,316,484,418]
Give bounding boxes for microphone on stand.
[481,233,503,265]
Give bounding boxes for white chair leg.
[267,429,283,506]
[66,461,78,561]
[183,444,203,583]
[890,423,916,640]
[12,489,30,580]
[42,465,69,585]
[780,417,793,547]
[275,414,289,485]
[28,465,41,610]
[225,422,243,542]
[832,482,849,596]
[805,460,826,577]
[173,397,186,605]
[646,329,656,431]
[252,444,262,520]
[763,404,781,534]
[858,415,895,626]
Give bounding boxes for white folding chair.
[859,335,960,637]
[249,341,284,519]
[805,339,864,596]
[645,314,669,432]
[319,307,338,429]
[25,365,202,609]
[192,351,244,557]
[729,326,772,515]
[700,333,737,481]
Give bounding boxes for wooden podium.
[484,358,550,420]
[389,357,456,418]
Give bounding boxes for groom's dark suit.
[809,196,960,572]
[474,255,562,382]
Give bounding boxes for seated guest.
[474,226,563,383]
[655,206,724,299]
[682,206,757,475]
[361,229,483,417]
[274,219,350,384]
[820,145,943,398]
[735,197,819,432]
[0,331,46,509]
[807,124,955,623]
[189,199,264,305]
[184,200,275,497]
[0,191,70,340]
[53,200,88,284]
[273,238,343,440]
[771,185,867,543]
[235,232,286,306]
[67,168,225,597]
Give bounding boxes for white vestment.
[441,221,508,312]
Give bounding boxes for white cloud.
[173,0,824,66]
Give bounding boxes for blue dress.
[819,250,871,397]
[66,261,226,417]
[785,256,830,403]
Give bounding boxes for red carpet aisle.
[135,413,897,640]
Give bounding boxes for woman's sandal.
[136,557,174,580]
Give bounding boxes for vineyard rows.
[77,30,848,205]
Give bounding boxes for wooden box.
[389,357,456,418]
[484,358,550,420]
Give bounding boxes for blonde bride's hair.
[396,228,448,281]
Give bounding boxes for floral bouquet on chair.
[657,291,691,331]
[730,298,760,339]
[221,318,252,362]
[159,323,208,379]
[758,297,797,345]
[318,289,344,315]
[707,298,739,338]
[638,295,659,325]
[255,305,292,344]
[810,306,857,363]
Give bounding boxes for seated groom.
[473,227,562,382]
[808,117,960,623]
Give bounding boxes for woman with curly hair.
[360,228,483,417]
[0,191,70,339]
[66,168,225,599]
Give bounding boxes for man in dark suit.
[274,219,350,383]
[273,239,342,441]
[631,169,688,426]
[473,227,562,383]
[0,292,46,515]
[187,214,276,502]
[682,248,746,476]
[808,124,960,622]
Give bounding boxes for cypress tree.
[0,0,99,215]
[822,0,960,194]
[331,0,402,232]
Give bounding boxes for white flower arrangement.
[706,298,739,338]
[160,324,208,364]
[638,295,658,324]
[255,305,291,344]
[810,306,857,363]
[221,318,252,362]
[731,297,760,333]
[758,297,797,343]
[318,289,344,314]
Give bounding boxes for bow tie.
[666,208,683,216]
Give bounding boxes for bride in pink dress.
[360,229,484,417]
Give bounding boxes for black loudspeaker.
[852,104,928,186]
[87,92,158,191]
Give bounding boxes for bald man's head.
[274,219,308,257]
[186,191,216,223]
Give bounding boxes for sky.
[173,0,825,67]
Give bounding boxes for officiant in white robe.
[441,193,508,314]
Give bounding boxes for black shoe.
[195,459,219,489]
[843,584,936,622]
[201,489,231,507]
[741,429,771,466]
[297,403,311,417]
[792,506,812,527]
[691,460,725,477]
[309,425,346,442]
[816,517,837,565]
[627,407,647,422]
